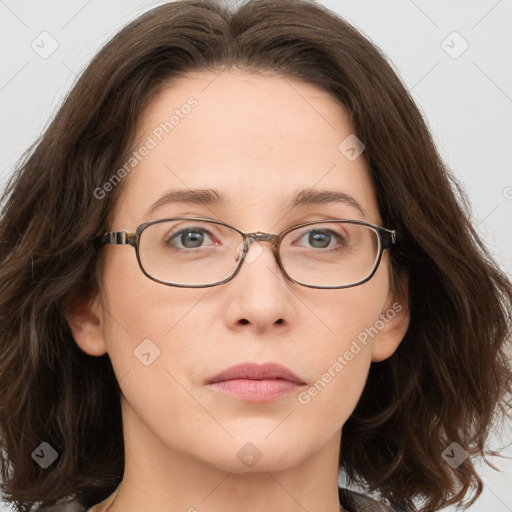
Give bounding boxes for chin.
[212,439,310,474]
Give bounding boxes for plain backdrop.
[0,0,511,511]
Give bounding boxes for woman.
[0,1,510,511]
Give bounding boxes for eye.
[293,228,347,249]
[165,227,217,249]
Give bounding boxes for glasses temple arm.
[101,231,137,247]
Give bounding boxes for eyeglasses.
[100,217,397,289]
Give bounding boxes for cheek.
[305,271,389,350]
[100,251,187,372]
[101,243,204,335]
[294,273,389,414]
[100,252,221,401]
[297,296,375,407]
[297,348,371,433]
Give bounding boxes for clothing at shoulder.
[34,498,87,512]
[34,486,116,512]
[339,487,396,512]
[37,486,395,512]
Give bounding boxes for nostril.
[239,319,249,325]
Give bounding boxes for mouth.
[206,362,306,402]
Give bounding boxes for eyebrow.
[144,187,369,219]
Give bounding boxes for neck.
[106,397,344,512]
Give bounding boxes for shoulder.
[34,497,87,512]
[36,485,118,512]
[339,487,397,512]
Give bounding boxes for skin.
[66,69,410,512]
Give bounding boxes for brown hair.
[0,1,511,510]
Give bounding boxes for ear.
[371,278,410,362]
[63,287,108,356]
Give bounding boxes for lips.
[206,362,305,385]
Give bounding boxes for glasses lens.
[280,222,380,287]
[139,219,244,286]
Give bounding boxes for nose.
[223,236,295,332]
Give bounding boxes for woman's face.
[75,69,408,475]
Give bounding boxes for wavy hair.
[0,1,511,511]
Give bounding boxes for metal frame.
[100,217,397,289]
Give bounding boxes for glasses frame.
[100,217,397,289]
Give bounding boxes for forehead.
[113,69,380,227]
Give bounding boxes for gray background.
[0,0,511,510]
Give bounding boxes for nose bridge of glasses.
[241,231,281,262]
[246,231,280,250]
[248,231,276,242]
